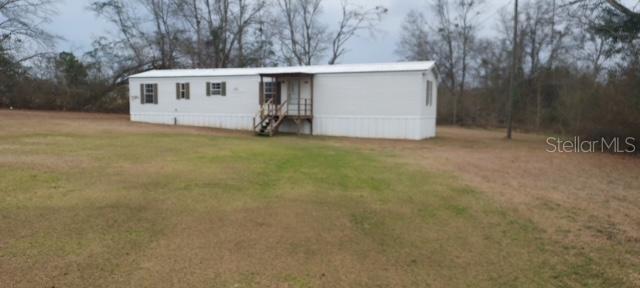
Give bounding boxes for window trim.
[264,81,277,101]
[178,82,189,99]
[210,82,222,96]
[144,83,155,104]
[206,81,226,96]
[207,81,227,97]
[426,80,433,107]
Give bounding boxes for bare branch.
[327,0,386,65]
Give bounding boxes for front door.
[288,80,300,101]
[287,79,301,115]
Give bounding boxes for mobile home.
[128,61,438,140]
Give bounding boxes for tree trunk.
[193,0,203,68]
[536,76,542,129]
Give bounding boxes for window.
[211,82,222,95]
[426,80,433,107]
[176,83,190,99]
[207,81,226,96]
[141,83,157,104]
[264,81,276,101]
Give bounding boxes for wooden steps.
[253,99,288,136]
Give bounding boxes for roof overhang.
[259,72,314,78]
[128,61,436,79]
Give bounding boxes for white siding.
[128,70,438,140]
[129,75,259,130]
[422,70,438,138]
[312,71,436,140]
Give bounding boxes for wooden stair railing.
[253,98,273,132]
[269,100,289,136]
[253,99,288,136]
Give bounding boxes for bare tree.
[432,0,457,123]
[92,0,268,70]
[327,0,386,64]
[143,0,180,69]
[276,0,326,65]
[229,0,267,66]
[275,0,385,65]
[191,0,204,67]
[430,0,483,125]
[0,0,56,62]
[200,0,267,67]
[455,0,482,125]
[0,0,56,109]
[567,0,640,44]
[94,0,383,68]
[521,0,554,128]
[396,11,433,61]
[91,0,153,70]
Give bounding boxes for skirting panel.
[131,113,254,130]
[313,115,436,140]
[130,113,437,140]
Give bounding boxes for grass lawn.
[1,110,639,287]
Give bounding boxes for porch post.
[310,76,314,135]
[274,76,281,105]
[298,78,301,116]
[259,75,264,105]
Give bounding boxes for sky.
[47,0,509,64]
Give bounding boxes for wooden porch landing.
[253,73,314,136]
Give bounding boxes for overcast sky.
[48,0,509,64]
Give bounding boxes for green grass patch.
[0,127,631,287]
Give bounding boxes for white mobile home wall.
[130,75,259,130]
[128,65,437,140]
[312,70,436,139]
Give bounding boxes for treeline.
[1,0,386,112]
[1,51,129,112]
[397,0,640,138]
[1,0,639,138]
[88,0,386,69]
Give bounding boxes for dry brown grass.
[326,126,640,285]
[1,110,639,287]
[336,127,640,238]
